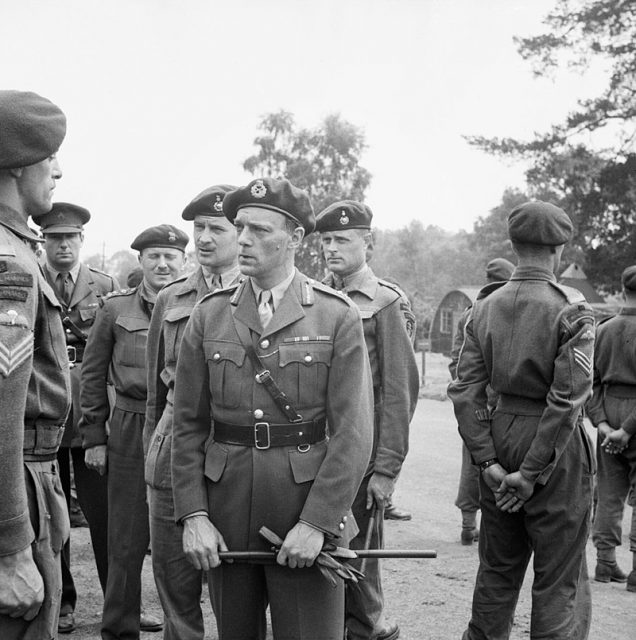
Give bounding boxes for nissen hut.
[429,287,481,356]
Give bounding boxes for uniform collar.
[327,264,377,299]
[510,265,557,282]
[203,263,241,291]
[45,260,81,283]
[0,203,43,244]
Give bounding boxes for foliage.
[243,110,372,278]
[84,250,139,288]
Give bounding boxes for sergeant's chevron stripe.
[573,347,592,375]
[0,335,33,378]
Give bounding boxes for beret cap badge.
[251,180,267,199]
[339,210,350,225]
[213,195,223,212]
[168,231,176,242]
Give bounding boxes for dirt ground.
[67,353,635,639]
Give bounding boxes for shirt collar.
[46,261,81,283]
[251,268,296,310]
[203,264,241,291]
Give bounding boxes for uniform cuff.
[80,422,108,449]
[0,511,34,557]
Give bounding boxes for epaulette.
[596,314,615,327]
[548,281,587,305]
[476,281,507,300]
[87,265,115,279]
[160,274,188,291]
[377,278,407,299]
[310,279,350,303]
[104,287,136,300]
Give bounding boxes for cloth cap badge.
[339,210,349,225]
[251,180,267,199]
[213,195,223,212]
[168,231,176,242]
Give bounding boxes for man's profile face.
[139,246,185,292]
[320,229,368,277]
[44,232,83,271]
[17,155,62,217]
[193,215,238,271]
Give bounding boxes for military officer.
[0,90,71,639]
[80,225,188,640]
[316,201,419,640]
[35,202,118,633]
[171,177,374,640]
[448,257,515,546]
[586,265,636,591]
[144,185,241,639]
[448,201,595,639]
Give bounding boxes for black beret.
[315,200,373,232]
[0,90,66,170]
[508,201,573,246]
[130,224,189,252]
[181,184,238,220]
[34,202,90,233]
[223,178,315,234]
[621,266,636,291]
[485,258,515,282]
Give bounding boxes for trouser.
[101,407,149,640]
[0,460,69,640]
[592,395,636,554]
[148,486,204,640]
[345,474,384,640]
[464,413,593,640]
[209,561,344,640]
[455,442,480,514]
[57,444,109,612]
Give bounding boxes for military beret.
[223,178,315,234]
[508,201,573,246]
[315,200,373,232]
[130,224,189,252]
[0,90,66,170]
[181,184,238,220]
[34,202,90,234]
[621,266,636,291]
[485,258,515,282]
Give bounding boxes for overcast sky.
[1,0,605,257]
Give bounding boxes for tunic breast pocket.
[78,306,98,327]
[204,340,247,408]
[114,315,148,368]
[278,342,333,407]
[164,306,192,365]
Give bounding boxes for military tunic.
[587,308,636,555]
[172,271,374,640]
[80,284,153,640]
[0,205,71,640]
[448,265,595,640]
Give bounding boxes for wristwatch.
[479,458,499,473]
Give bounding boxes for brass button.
[342,515,348,522]
[304,354,312,363]
[213,352,221,361]
[338,523,345,530]
[65,328,72,334]
[260,339,270,349]
[253,409,264,419]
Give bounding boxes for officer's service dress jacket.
[171,270,374,549]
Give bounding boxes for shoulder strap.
[230,311,303,424]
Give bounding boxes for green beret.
[486,258,515,282]
[34,202,90,234]
[131,224,189,252]
[621,266,636,291]
[223,178,315,234]
[508,201,573,246]
[315,200,373,232]
[181,184,237,220]
[0,90,66,170]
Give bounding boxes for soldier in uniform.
[448,201,595,639]
[586,265,636,591]
[0,90,71,639]
[171,178,374,640]
[144,185,241,639]
[448,257,515,546]
[80,225,188,640]
[35,202,118,634]
[316,201,419,640]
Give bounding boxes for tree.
[84,250,138,288]
[243,110,372,277]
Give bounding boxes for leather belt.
[67,344,85,363]
[214,417,326,450]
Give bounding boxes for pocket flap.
[165,306,193,324]
[204,340,246,367]
[79,307,97,322]
[204,441,229,482]
[115,315,148,332]
[278,343,333,368]
[288,441,327,484]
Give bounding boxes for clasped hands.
[482,463,533,513]
[598,422,631,456]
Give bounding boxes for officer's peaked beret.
[34,202,90,234]
[223,178,315,234]
[182,184,238,220]
[0,90,66,170]
[131,224,189,252]
[508,201,573,246]
[315,200,373,232]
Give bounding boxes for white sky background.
[0,0,608,257]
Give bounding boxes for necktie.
[56,272,73,306]
[210,274,222,291]
[258,290,273,329]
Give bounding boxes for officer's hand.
[85,445,108,475]
[0,546,44,621]
[597,421,614,442]
[182,515,228,571]
[366,472,396,510]
[496,471,534,513]
[602,427,631,455]
[481,462,507,495]
[277,522,324,569]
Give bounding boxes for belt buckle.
[67,345,76,364]
[254,422,270,450]
[255,370,271,384]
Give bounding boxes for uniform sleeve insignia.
[339,210,349,225]
[251,180,267,198]
[0,333,33,377]
[581,329,595,341]
[213,195,224,212]
[573,347,592,375]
